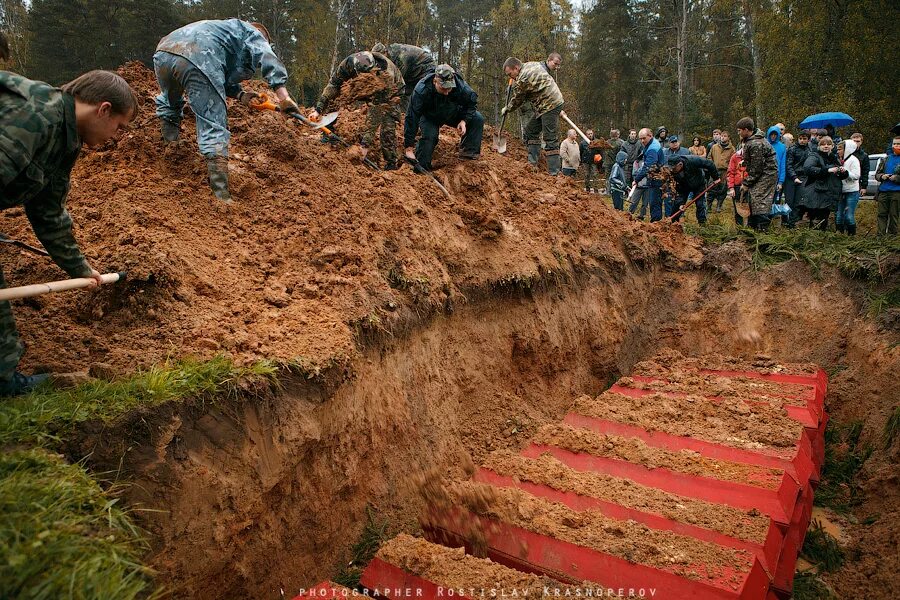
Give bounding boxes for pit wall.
[67,260,899,599]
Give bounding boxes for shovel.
[668,179,721,221]
[492,79,513,154]
[735,188,751,219]
[0,272,125,302]
[249,93,338,130]
[0,233,50,257]
[560,111,592,146]
[404,156,452,200]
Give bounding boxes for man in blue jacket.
[403,64,483,171]
[153,19,300,203]
[875,135,900,235]
[632,127,666,222]
[767,125,787,203]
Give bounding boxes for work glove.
[727,188,735,198]
[279,97,300,114]
[238,91,260,107]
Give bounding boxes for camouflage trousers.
[0,265,24,381]
[153,51,230,158]
[360,94,400,166]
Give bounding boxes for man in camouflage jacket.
[372,42,436,109]
[310,51,405,169]
[737,117,778,230]
[501,57,565,175]
[154,19,300,202]
[0,70,137,396]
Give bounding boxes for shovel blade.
[736,202,751,218]
[492,132,508,154]
[310,111,339,130]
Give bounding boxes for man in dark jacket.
[850,132,870,196]
[737,117,778,231]
[800,135,848,230]
[621,129,640,186]
[784,130,812,227]
[1,70,137,396]
[604,129,624,179]
[667,155,719,224]
[403,64,483,171]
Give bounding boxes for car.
[865,153,885,198]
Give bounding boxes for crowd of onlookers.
[558,119,900,235]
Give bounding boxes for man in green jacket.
[0,70,137,396]
[501,57,565,175]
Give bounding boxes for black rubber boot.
[836,223,845,234]
[0,372,50,397]
[547,153,562,176]
[160,119,180,142]
[206,156,232,203]
[847,223,856,236]
[527,144,541,167]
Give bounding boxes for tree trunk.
[742,0,764,125]
[676,0,688,134]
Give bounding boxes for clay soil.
[0,62,697,375]
[573,390,804,451]
[616,375,814,404]
[482,450,770,543]
[437,481,754,583]
[377,534,602,595]
[531,423,784,489]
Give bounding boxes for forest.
[1,0,898,146]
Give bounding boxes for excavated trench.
[66,257,899,599]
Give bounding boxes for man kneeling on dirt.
[310,51,404,170]
[0,70,137,396]
[403,64,483,172]
[153,19,300,202]
[500,57,565,175]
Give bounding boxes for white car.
[865,153,886,198]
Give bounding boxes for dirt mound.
[0,62,700,375]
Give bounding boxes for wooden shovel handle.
[0,272,123,301]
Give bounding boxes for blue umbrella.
[799,111,855,130]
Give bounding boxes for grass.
[800,520,845,572]
[884,405,900,449]
[0,356,278,447]
[793,571,837,600]
[0,356,278,598]
[332,507,390,588]
[0,448,157,600]
[815,421,873,512]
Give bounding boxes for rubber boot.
[547,153,562,176]
[0,372,50,397]
[847,223,856,236]
[206,156,232,203]
[527,144,541,167]
[836,223,845,234]
[160,118,180,142]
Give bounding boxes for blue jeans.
[154,51,230,157]
[835,191,860,226]
[648,187,664,222]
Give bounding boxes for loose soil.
[616,375,814,404]
[481,450,770,543]
[433,481,754,583]
[633,350,821,377]
[531,423,784,489]
[573,390,804,451]
[377,534,602,595]
[3,62,896,598]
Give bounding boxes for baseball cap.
[435,64,456,89]
[668,135,679,143]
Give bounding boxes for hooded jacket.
[766,126,787,186]
[801,147,848,210]
[668,155,719,195]
[840,140,861,193]
[609,151,627,194]
[742,129,778,215]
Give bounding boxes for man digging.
[403,64,483,172]
[153,19,300,203]
[0,70,137,396]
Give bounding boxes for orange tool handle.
[249,92,278,111]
